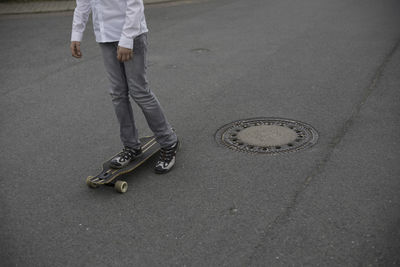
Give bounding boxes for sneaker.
[154,140,179,174]
[110,147,142,169]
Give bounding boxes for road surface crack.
[246,37,400,264]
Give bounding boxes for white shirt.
[71,0,148,49]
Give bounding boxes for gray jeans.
[99,33,177,149]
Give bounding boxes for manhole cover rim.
[215,117,319,155]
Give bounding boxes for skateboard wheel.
[115,180,128,193]
[86,176,99,189]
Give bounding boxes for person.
[70,0,179,174]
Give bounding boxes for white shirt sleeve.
[71,0,92,42]
[118,0,145,49]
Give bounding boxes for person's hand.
[117,46,133,62]
[70,41,82,58]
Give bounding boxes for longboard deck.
[88,136,160,186]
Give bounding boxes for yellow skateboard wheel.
[115,180,128,193]
[86,176,99,188]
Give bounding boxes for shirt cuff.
[71,31,83,42]
[118,35,134,50]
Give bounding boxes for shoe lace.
[158,147,175,163]
[118,148,133,160]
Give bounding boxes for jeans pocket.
[134,34,147,51]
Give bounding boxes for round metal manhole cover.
[215,118,318,154]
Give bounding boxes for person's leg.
[99,42,141,150]
[123,33,177,148]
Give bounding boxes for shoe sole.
[154,165,174,174]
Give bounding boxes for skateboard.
[86,136,160,193]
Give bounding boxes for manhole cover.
[215,118,318,154]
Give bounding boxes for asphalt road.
[1,0,400,266]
